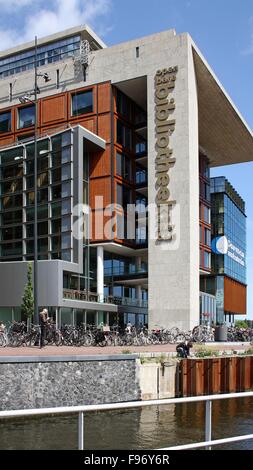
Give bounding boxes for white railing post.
[205,400,212,450]
[78,412,84,450]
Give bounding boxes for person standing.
[39,308,48,349]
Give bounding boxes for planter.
[215,325,228,342]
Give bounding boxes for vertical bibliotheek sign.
[155,66,178,241]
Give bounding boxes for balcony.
[136,168,147,187]
[135,142,147,164]
[63,289,148,309]
[63,289,115,304]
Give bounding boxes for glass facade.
[0,35,80,79]
[199,154,211,272]
[211,177,246,285]
[0,129,73,261]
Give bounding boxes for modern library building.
[0,25,252,330]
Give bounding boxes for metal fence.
[0,391,253,450]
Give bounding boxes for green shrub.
[235,320,248,329]
[244,348,253,355]
[122,349,131,355]
[194,347,219,358]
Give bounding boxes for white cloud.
[0,0,112,51]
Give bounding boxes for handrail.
[1,391,253,450]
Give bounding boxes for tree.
[21,263,34,321]
[235,320,248,329]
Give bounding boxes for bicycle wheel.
[0,334,7,347]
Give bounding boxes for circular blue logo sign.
[211,236,228,255]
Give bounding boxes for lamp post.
[18,37,50,325]
[33,35,39,325]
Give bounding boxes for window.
[204,206,211,224]
[72,90,93,116]
[0,35,80,79]
[135,141,147,155]
[136,167,147,185]
[117,120,132,150]
[116,91,131,119]
[0,241,22,257]
[204,251,211,269]
[0,111,11,133]
[2,226,22,241]
[204,228,211,247]
[2,210,22,225]
[18,105,35,129]
[116,152,131,181]
[116,184,132,210]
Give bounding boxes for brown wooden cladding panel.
[89,145,111,178]
[90,176,111,209]
[0,135,15,147]
[0,83,112,136]
[97,114,111,143]
[97,82,111,114]
[77,118,96,134]
[41,94,67,124]
[224,277,247,315]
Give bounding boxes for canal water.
[0,398,253,450]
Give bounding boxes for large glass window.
[116,152,131,181]
[204,251,211,269]
[204,228,211,247]
[116,90,131,119]
[0,35,80,79]
[116,184,132,210]
[0,241,22,257]
[204,206,211,224]
[18,105,35,129]
[72,90,93,116]
[0,111,11,133]
[117,120,132,150]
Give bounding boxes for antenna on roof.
[73,40,91,79]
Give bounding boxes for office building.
[0,25,252,329]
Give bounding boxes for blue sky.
[0,0,252,317]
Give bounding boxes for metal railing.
[113,296,148,308]
[1,391,253,450]
[63,289,115,304]
[63,289,148,308]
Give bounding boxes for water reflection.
[0,398,252,450]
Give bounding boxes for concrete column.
[136,286,142,305]
[136,256,142,272]
[97,246,104,303]
[55,307,59,330]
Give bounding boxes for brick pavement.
[0,342,250,357]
